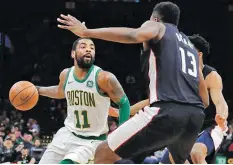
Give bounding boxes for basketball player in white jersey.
[36,38,130,164]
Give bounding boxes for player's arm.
[36,69,68,99]
[57,15,163,44]
[207,72,228,119]
[82,21,164,43]
[130,99,150,115]
[98,71,130,125]
[109,99,150,117]
[199,68,209,108]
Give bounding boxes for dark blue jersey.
[202,64,217,129]
[141,23,204,108]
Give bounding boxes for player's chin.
[83,63,93,68]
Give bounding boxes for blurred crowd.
[0,102,45,164]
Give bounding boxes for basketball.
[9,81,39,111]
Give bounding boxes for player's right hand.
[57,14,87,37]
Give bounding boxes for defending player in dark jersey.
[188,35,228,164]
[161,34,228,164]
[57,2,209,164]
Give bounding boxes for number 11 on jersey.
[74,110,90,129]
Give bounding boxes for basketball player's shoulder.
[206,70,222,88]
[206,65,217,72]
[141,20,165,29]
[141,20,165,41]
[205,65,219,79]
[96,70,117,91]
[59,67,72,81]
[97,70,116,84]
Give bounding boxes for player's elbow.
[127,33,143,43]
[128,30,153,43]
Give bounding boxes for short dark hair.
[72,38,93,51]
[22,147,29,150]
[188,34,210,57]
[153,2,180,26]
[34,138,40,142]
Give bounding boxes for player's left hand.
[57,14,87,37]
[215,114,228,132]
[109,107,119,118]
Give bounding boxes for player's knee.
[95,142,109,156]
[190,143,206,163]
[190,150,203,163]
[94,141,120,164]
[94,142,110,163]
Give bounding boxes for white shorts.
[39,127,103,164]
[210,126,225,150]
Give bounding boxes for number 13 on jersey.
[74,110,90,129]
[179,47,197,78]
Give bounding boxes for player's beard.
[75,53,95,69]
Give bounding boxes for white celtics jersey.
[64,65,110,136]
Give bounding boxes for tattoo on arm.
[107,74,125,103]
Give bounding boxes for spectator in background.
[226,124,233,140]
[16,147,35,164]
[1,137,15,163]
[108,117,118,134]
[9,133,17,147]
[0,136,3,154]
[22,133,33,149]
[31,74,41,84]
[14,141,25,160]
[0,32,14,54]
[31,120,40,134]
[2,118,11,136]
[227,124,233,152]
[218,123,233,153]
[28,119,40,138]
[125,75,136,84]
[15,130,22,142]
[31,139,45,163]
[0,123,5,137]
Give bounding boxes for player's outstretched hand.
[57,14,87,37]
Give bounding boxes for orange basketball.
[9,81,39,111]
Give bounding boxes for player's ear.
[71,51,75,59]
[150,16,159,22]
[154,18,160,22]
[198,52,203,58]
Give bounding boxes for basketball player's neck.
[199,57,204,70]
[200,61,204,70]
[74,65,90,79]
